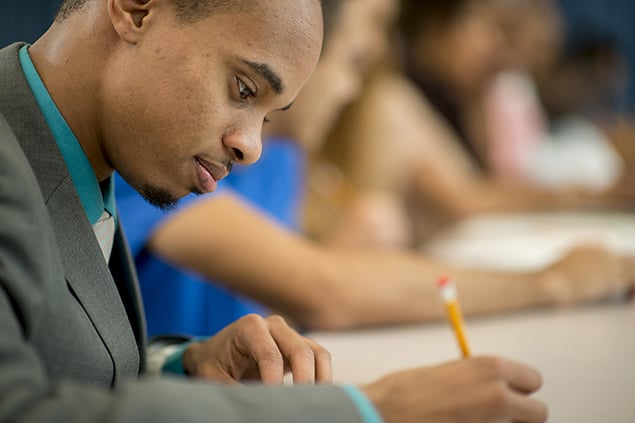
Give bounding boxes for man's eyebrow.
[242,59,284,94]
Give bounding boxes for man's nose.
[223,126,263,165]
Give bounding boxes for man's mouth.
[195,157,229,193]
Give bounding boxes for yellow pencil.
[437,276,471,358]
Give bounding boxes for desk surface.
[312,212,635,422]
[310,302,635,423]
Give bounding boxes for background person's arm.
[147,193,635,330]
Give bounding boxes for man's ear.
[108,0,153,44]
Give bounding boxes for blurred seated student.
[525,39,631,190]
[478,0,567,185]
[115,0,635,338]
[483,0,632,192]
[319,0,635,245]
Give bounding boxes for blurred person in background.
[319,0,635,245]
[483,0,629,192]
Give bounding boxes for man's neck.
[30,16,113,182]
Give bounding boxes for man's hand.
[181,314,332,384]
[362,356,548,423]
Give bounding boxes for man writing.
[0,0,546,422]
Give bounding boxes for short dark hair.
[170,0,252,23]
[55,0,89,21]
[56,0,258,23]
[56,0,323,24]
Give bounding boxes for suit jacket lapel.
[0,43,140,381]
[110,226,148,371]
[47,183,141,380]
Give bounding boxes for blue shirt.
[116,137,305,337]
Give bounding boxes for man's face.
[101,0,322,208]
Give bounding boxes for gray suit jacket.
[0,43,364,422]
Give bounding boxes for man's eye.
[237,78,255,100]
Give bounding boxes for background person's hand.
[540,244,635,305]
[361,356,547,423]
[182,314,331,384]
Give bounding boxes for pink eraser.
[437,276,450,288]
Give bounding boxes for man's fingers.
[236,315,285,384]
[472,356,543,394]
[507,390,548,423]
[472,357,547,422]
[224,314,332,385]
[499,357,543,395]
[304,337,333,383]
[267,315,317,384]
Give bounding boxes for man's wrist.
[162,337,207,375]
[146,335,206,376]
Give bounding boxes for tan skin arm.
[147,193,634,331]
[413,163,580,219]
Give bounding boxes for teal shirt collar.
[19,45,116,224]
